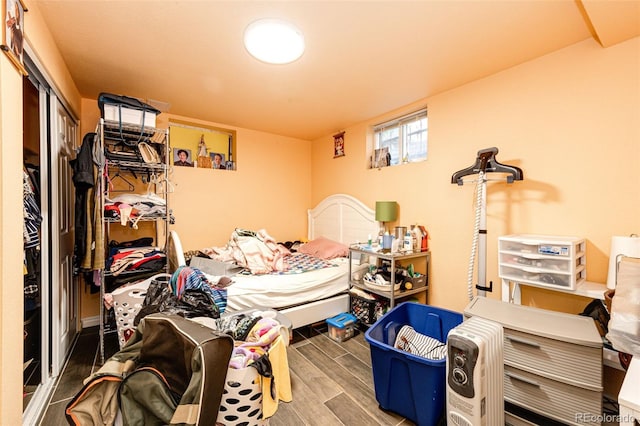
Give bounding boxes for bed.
[190,194,379,329]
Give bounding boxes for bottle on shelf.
[411,224,422,252]
[403,232,413,252]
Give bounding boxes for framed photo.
[333,132,345,158]
[1,0,27,75]
[173,148,194,167]
[210,152,226,169]
[373,147,390,168]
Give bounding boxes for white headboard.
[307,194,379,245]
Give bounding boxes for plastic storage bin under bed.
[365,302,463,426]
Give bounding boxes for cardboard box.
[189,257,244,276]
[104,104,157,128]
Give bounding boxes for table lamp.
[375,201,398,234]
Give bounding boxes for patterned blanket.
[279,252,336,274]
[237,252,336,275]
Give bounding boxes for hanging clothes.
[23,167,42,305]
[70,132,94,271]
[23,169,41,249]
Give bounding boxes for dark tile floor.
[38,327,119,425]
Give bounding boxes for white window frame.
[372,108,428,167]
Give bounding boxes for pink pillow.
[298,237,349,260]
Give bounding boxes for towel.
[262,335,292,418]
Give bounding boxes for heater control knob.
[452,367,468,385]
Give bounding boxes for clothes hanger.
[109,170,135,192]
[146,172,175,194]
[451,147,524,185]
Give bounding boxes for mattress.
[222,257,355,312]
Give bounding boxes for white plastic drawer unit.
[498,234,586,290]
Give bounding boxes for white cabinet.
[499,234,586,291]
[465,297,603,426]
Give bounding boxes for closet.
[22,75,42,403]
[22,53,79,423]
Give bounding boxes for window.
[372,108,427,167]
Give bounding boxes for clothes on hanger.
[23,166,42,307]
[70,132,97,272]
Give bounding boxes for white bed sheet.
[222,257,355,312]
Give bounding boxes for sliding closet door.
[50,96,77,375]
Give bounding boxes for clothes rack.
[97,118,171,363]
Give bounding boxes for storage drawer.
[499,234,586,291]
[499,252,574,272]
[499,236,581,257]
[499,265,581,290]
[505,411,537,426]
[503,327,602,390]
[504,365,602,426]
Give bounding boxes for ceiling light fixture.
[244,18,305,64]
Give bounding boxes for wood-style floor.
[38,323,417,426]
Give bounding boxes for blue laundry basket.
[365,302,463,426]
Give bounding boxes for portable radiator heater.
[446,316,504,426]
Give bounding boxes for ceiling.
[32,1,640,141]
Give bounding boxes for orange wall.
[164,114,312,251]
[311,36,640,314]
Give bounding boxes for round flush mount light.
[244,18,305,64]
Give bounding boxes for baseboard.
[81,315,100,328]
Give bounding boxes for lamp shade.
[375,201,398,222]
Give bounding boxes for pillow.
[298,237,349,260]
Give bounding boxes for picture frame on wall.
[333,132,345,158]
[173,148,194,167]
[373,147,390,168]
[1,0,27,75]
[210,152,226,169]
